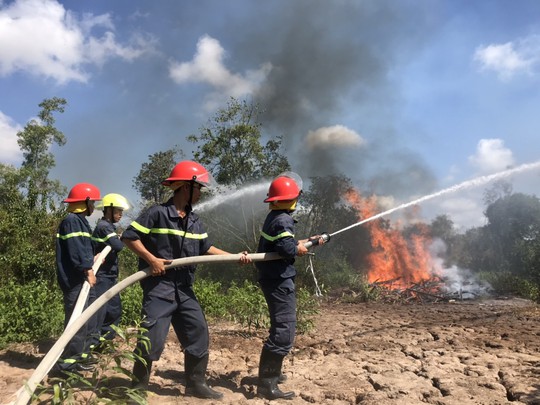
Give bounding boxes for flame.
[344,188,437,290]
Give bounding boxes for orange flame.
[344,188,436,289]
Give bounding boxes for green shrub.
[296,287,320,334]
[478,271,540,301]
[226,280,269,331]
[193,278,229,319]
[0,280,63,348]
[120,282,143,327]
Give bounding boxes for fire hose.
[67,246,111,329]
[13,251,289,405]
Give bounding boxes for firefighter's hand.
[238,251,252,264]
[93,253,106,264]
[309,235,326,246]
[85,269,97,287]
[296,243,309,257]
[150,258,170,276]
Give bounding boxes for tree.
[483,180,513,207]
[484,193,540,277]
[132,148,182,205]
[0,164,24,207]
[188,98,290,187]
[17,97,67,210]
[0,98,68,285]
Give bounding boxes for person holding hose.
[255,172,325,400]
[121,160,251,400]
[90,193,130,350]
[50,182,101,378]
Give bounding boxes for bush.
[194,279,229,319]
[120,282,143,327]
[226,280,269,331]
[477,271,540,301]
[0,280,64,348]
[296,287,320,334]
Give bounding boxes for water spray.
[196,182,268,212]
[305,161,540,248]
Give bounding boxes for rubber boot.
[184,353,223,400]
[257,348,295,400]
[131,358,152,390]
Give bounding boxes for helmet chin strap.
[185,175,197,215]
[85,197,91,216]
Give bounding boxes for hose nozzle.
[304,232,331,248]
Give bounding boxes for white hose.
[67,246,111,329]
[13,252,281,405]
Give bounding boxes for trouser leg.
[55,285,96,372]
[129,294,174,388]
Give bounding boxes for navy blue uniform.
[91,218,124,343]
[255,210,298,356]
[121,198,212,361]
[55,212,96,371]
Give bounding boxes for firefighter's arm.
[205,246,251,264]
[123,238,170,276]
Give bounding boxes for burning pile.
[344,188,447,301]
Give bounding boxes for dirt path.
[2,298,540,404]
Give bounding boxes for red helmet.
[63,183,101,203]
[162,160,212,187]
[264,175,301,202]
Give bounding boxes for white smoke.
[429,238,492,299]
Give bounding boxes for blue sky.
[1,0,540,230]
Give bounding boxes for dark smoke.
[236,0,439,195]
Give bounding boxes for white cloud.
[0,111,23,164]
[169,35,272,109]
[304,125,365,150]
[468,138,515,174]
[0,0,151,84]
[474,35,540,80]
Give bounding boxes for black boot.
[184,353,223,400]
[131,358,152,390]
[257,348,295,400]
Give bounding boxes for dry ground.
[2,298,540,404]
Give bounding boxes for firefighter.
[121,160,251,399]
[90,193,130,350]
[51,182,101,377]
[255,173,325,400]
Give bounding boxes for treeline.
[1,97,540,347]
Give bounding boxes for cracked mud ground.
[2,298,540,404]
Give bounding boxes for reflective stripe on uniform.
[57,231,92,240]
[92,232,117,243]
[130,221,208,240]
[260,230,294,242]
